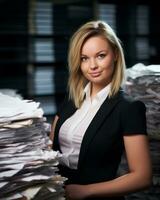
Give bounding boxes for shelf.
[28,34,70,39]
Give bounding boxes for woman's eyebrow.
[81,50,107,56]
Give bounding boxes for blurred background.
[0,0,159,121]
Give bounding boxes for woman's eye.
[98,54,106,59]
[81,57,87,62]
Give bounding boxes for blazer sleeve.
[120,100,147,135]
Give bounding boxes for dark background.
[0,0,160,120]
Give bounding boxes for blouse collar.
[84,82,111,105]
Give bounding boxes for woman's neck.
[90,83,108,99]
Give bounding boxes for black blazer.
[53,90,147,187]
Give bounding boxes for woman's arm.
[65,134,152,200]
[49,115,59,147]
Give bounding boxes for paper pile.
[124,63,160,139]
[123,63,160,200]
[0,93,66,200]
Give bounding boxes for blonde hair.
[68,20,126,108]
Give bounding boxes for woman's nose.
[89,58,98,70]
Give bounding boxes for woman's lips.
[89,72,101,77]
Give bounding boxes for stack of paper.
[124,63,160,139]
[122,63,160,200]
[0,93,66,200]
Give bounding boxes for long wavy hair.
[68,20,126,108]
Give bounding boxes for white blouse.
[58,82,111,169]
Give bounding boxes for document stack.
[123,63,160,200]
[0,93,66,200]
[125,63,160,139]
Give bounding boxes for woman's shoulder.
[117,90,147,135]
[119,90,145,107]
[118,90,146,114]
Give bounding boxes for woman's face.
[80,36,116,90]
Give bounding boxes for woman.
[50,20,152,200]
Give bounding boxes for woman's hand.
[65,184,90,200]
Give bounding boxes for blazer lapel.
[78,91,123,169]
